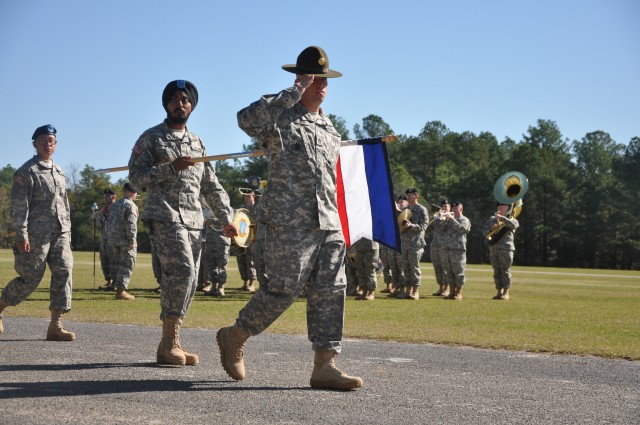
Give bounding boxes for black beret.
[123,182,138,193]
[103,188,115,195]
[162,80,198,110]
[496,201,510,207]
[440,199,450,206]
[405,188,418,194]
[451,201,463,207]
[397,194,407,201]
[32,124,57,141]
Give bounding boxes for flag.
[336,141,401,252]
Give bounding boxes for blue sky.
[1,0,638,177]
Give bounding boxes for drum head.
[232,208,254,248]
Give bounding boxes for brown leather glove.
[172,156,195,172]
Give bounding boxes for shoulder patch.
[13,175,25,186]
[132,143,145,156]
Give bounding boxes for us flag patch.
[132,144,144,155]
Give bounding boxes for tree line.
[1,116,638,270]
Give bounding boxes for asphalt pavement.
[1,317,638,425]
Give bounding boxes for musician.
[352,238,379,301]
[216,46,363,390]
[382,194,408,294]
[397,188,429,300]
[97,188,116,291]
[106,182,139,301]
[201,200,231,297]
[428,200,451,296]
[0,125,75,341]
[442,201,471,300]
[127,80,237,366]
[482,202,519,300]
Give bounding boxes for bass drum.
[232,208,255,248]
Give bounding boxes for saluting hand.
[294,75,314,93]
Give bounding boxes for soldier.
[216,46,363,390]
[442,201,471,300]
[236,190,257,293]
[0,125,75,341]
[201,199,231,297]
[482,202,519,300]
[97,188,116,290]
[127,80,237,366]
[352,238,379,301]
[429,199,452,297]
[107,182,139,301]
[397,188,429,300]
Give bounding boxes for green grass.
[1,249,639,360]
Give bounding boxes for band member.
[397,188,429,300]
[236,190,257,293]
[201,200,231,297]
[482,202,519,300]
[442,201,471,300]
[97,188,116,290]
[128,80,237,366]
[429,200,451,296]
[0,125,75,340]
[352,238,380,301]
[216,46,363,390]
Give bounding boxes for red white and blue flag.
[336,140,401,252]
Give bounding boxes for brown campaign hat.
[282,46,342,78]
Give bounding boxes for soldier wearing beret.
[127,80,237,366]
[0,125,75,341]
[442,201,471,300]
[107,182,139,301]
[482,202,519,300]
[97,188,116,291]
[216,46,362,390]
[429,199,452,297]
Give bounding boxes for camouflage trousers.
[399,247,424,287]
[108,245,136,289]
[1,232,73,311]
[442,248,467,287]
[386,250,402,286]
[236,225,346,353]
[202,242,229,285]
[354,246,379,292]
[100,236,111,281]
[252,227,267,289]
[490,248,514,290]
[345,254,358,293]
[148,220,201,320]
[430,244,446,285]
[235,246,256,281]
[150,240,162,285]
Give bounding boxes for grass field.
[1,249,639,360]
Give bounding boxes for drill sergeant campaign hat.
[282,46,342,78]
[32,124,57,141]
[162,80,198,110]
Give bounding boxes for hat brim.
[281,65,342,78]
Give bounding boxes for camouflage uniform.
[482,214,519,291]
[202,211,231,287]
[441,214,471,287]
[107,197,138,290]
[127,121,233,320]
[1,156,73,311]
[235,85,346,353]
[399,204,429,288]
[428,214,448,288]
[95,204,113,283]
[351,238,379,294]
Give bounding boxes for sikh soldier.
[128,80,237,366]
[107,182,139,301]
[442,201,471,300]
[482,202,519,300]
[397,188,429,300]
[0,125,75,341]
[216,46,363,390]
[97,188,116,290]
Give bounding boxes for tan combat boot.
[217,324,249,380]
[175,318,199,365]
[217,284,225,296]
[246,280,256,293]
[500,288,510,300]
[453,286,463,301]
[362,290,375,301]
[397,286,411,299]
[116,287,135,300]
[156,316,187,366]
[381,283,392,294]
[432,284,445,296]
[441,284,450,297]
[310,350,363,391]
[46,309,76,341]
[409,285,420,300]
[201,281,213,293]
[492,288,503,300]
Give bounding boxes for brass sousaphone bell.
[398,208,412,233]
[493,171,528,216]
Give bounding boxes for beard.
[166,108,190,126]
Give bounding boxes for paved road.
[1,317,638,425]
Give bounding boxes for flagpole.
[95,135,397,173]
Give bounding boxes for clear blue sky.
[1,0,638,177]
